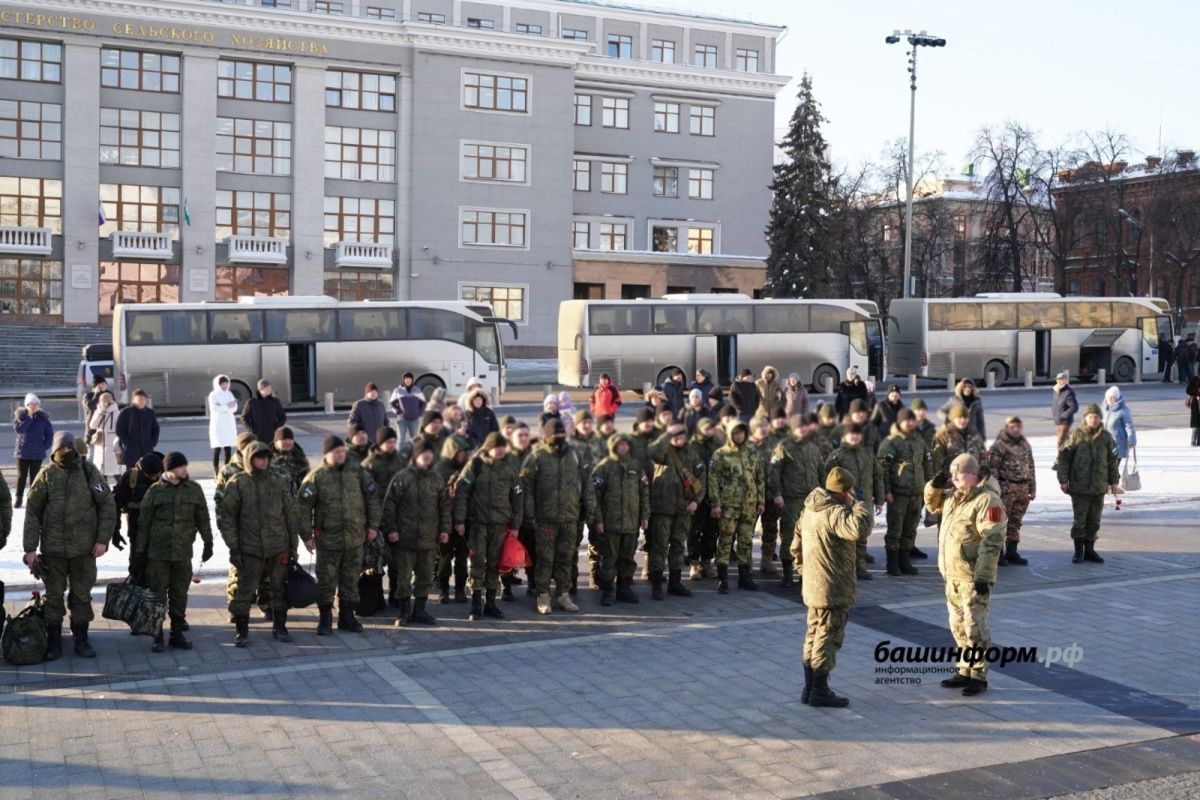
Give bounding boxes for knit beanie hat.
[274,426,294,442]
[825,467,855,493]
[376,426,397,446]
[163,451,188,471]
[323,435,344,455]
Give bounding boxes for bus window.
[471,321,500,364]
[1067,301,1111,328]
[589,305,651,335]
[810,304,857,332]
[338,308,407,341]
[1110,302,1139,328]
[126,310,206,345]
[653,305,695,334]
[1018,302,1064,328]
[695,305,752,333]
[754,304,809,333]
[409,307,466,343]
[980,303,1017,330]
[1140,317,1159,349]
[209,310,262,344]
[265,309,335,342]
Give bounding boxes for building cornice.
[574,249,764,268]
[576,57,791,98]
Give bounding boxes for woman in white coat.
[208,374,239,473]
[88,392,121,482]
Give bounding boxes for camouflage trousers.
[649,513,690,572]
[225,564,272,613]
[229,555,286,617]
[1070,493,1104,542]
[945,579,991,680]
[760,503,780,560]
[467,522,506,593]
[316,547,360,609]
[41,554,97,624]
[856,509,876,566]
[597,530,639,583]
[780,497,804,568]
[1000,483,1032,542]
[715,512,754,567]
[145,558,193,620]
[803,606,849,674]
[585,522,605,582]
[435,532,469,592]
[390,544,434,599]
[884,494,921,551]
[533,522,576,597]
[687,501,718,564]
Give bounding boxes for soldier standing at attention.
[433,434,471,604]
[519,418,583,615]
[770,412,824,589]
[570,410,607,592]
[454,432,524,621]
[647,422,705,599]
[708,420,765,594]
[924,454,1005,697]
[800,466,872,708]
[879,408,930,577]
[216,433,267,621]
[270,426,310,495]
[987,416,1034,566]
[911,398,936,450]
[298,435,382,635]
[133,452,213,652]
[1057,404,1120,564]
[823,425,883,581]
[686,417,721,581]
[382,438,451,627]
[586,434,649,605]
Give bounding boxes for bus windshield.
[472,322,500,364]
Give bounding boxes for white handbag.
[1119,450,1140,492]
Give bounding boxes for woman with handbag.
[88,393,121,483]
[1103,386,1138,491]
[1187,376,1200,446]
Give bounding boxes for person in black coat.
[464,388,500,449]
[729,369,761,423]
[349,382,389,437]
[112,452,164,564]
[661,369,687,417]
[689,368,715,400]
[241,378,287,443]
[1187,375,1200,446]
[1160,337,1175,383]
[833,368,870,420]
[115,389,160,469]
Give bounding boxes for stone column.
[290,64,327,295]
[180,52,218,302]
[395,70,413,300]
[61,41,101,324]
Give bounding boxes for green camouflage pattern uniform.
[687,428,721,566]
[801,489,872,673]
[833,421,880,459]
[345,441,371,470]
[520,438,583,598]
[915,420,936,450]
[136,477,212,620]
[362,443,412,596]
[297,460,382,609]
[217,440,273,613]
[571,431,608,585]
[769,431,824,569]
[823,442,883,568]
[217,442,301,616]
[453,451,524,592]
[1056,425,1119,543]
[879,424,931,552]
[585,435,650,584]
[270,442,310,495]
[987,431,1036,542]
[647,432,707,573]
[930,425,986,482]
[815,421,838,460]
[433,435,471,593]
[381,462,451,599]
[925,475,1005,680]
[23,450,116,624]
[707,422,764,567]
[751,435,779,563]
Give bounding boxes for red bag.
[498,533,531,574]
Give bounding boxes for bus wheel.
[984,360,1009,386]
[415,375,445,401]
[229,380,253,409]
[811,364,839,394]
[1111,356,1136,383]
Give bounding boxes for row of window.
[927,300,1155,332]
[573,161,714,199]
[586,303,859,337]
[571,220,715,254]
[574,94,715,135]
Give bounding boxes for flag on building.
[97,202,106,227]
[183,198,191,227]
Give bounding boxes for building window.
[601,97,629,129]
[416,11,445,23]
[463,72,528,112]
[216,117,291,175]
[735,48,759,72]
[460,209,527,247]
[561,28,588,40]
[0,177,62,232]
[218,59,292,102]
[882,223,895,242]
[0,39,62,82]
[467,18,495,29]
[365,6,396,19]
[323,196,395,247]
[0,101,61,160]
[653,102,679,133]
[99,184,181,238]
[325,269,394,301]
[666,285,693,294]
[688,168,714,200]
[607,34,633,59]
[572,221,590,248]
[461,284,525,322]
[99,108,181,168]
[98,263,180,318]
[261,0,292,6]
[216,190,290,240]
[574,282,604,299]
[462,142,528,183]
[312,0,344,13]
[599,223,627,250]
[621,283,650,299]
[1092,278,1106,295]
[100,48,180,92]
[573,160,591,191]
[574,93,592,126]
[687,227,714,254]
[215,266,290,301]
[693,44,718,68]
[651,39,675,63]
[0,259,62,317]
[515,22,542,34]
[600,162,628,194]
[653,166,678,197]
[325,126,396,181]
[652,226,677,253]
[1067,279,1081,296]
[953,216,967,239]
[689,105,715,136]
[325,70,396,111]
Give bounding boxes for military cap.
[1083,403,1102,418]
[910,398,928,411]
[948,403,969,421]
[825,466,856,493]
[950,453,980,475]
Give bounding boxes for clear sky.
[693,0,1196,170]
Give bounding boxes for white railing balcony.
[111,230,173,260]
[334,241,393,269]
[225,234,287,265]
[0,226,51,256]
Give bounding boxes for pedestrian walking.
[519,418,584,615]
[1051,372,1079,452]
[1102,386,1137,460]
[453,432,523,621]
[1187,375,1200,446]
[12,392,53,508]
[389,372,425,443]
[987,416,1034,566]
[729,369,761,424]
[755,366,784,420]
[585,433,649,605]
[382,437,451,627]
[590,373,622,418]
[939,379,987,441]
[349,382,389,438]
[833,368,869,419]
[784,372,809,420]
[1057,404,1120,564]
[207,375,239,473]
[240,379,286,444]
[115,389,160,470]
[87,393,121,481]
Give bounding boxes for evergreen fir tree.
[764,74,834,298]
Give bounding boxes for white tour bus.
[114,296,515,412]
[887,294,1173,383]
[558,295,886,390]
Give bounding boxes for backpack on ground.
[284,560,318,609]
[2,593,48,666]
[357,570,385,617]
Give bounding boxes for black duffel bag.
[285,560,318,609]
[357,570,385,617]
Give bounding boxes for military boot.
[997,546,1009,566]
[702,559,715,578]
[615,577,639,603]
[779,561,794,588]
[151,630,166,653]
[650,571,665,601]
[807,671,849,708]
[468,590,483,621]
[71,623,96,659]
[898,551,918,576]
[1072,540,1085,564]
[962,678,988,696]
[600,579,615,606]
[337,606,364,633]
[454,578,468,604]
[667,569,692,597]
[483,589,504,619]
[176,617,190,631]
[759,554,777,577]
[260,605,273,621]
[556,593,579,613]
[856,561,873,581]
[438,578,451,605]
[317,604,333,636]
[271,609,293,643]
[909,546,928,559]
[1006,540,1028,566]
[409,597,437,625]
[501,582,515,602]
[886,550,901,576]
[393,599,411,627]
[863,552,875,564]
[169,616,193,649]
[941,672,970,688]
[536,593,552,615]
[1083,541,1105,563]
[801,663,814,704]
[737,563,760,591]
[44,622,63,662]
[716,564,730,595]
[234,615,250,647]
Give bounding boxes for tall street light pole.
[885,30,946,298]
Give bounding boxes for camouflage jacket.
[218,443,301,559]
[879,426,932,496]
[453,452,523,528]
[824,444,884,506]
[987,431,1036,493]
[270,442,310,496]
[520,440,583,526]
[297,460,382,550]
[648,433,707,515]
[361,445,408,494]
[930,425,986,480]
[767,433,824,501]
[925,476,1005,584]
[23,452,115,558]
[708,434,764,517]
[585,435,649,533]
[801,489,872,608]
[381,463,451,550]
[135,478,213,561]
[1056,425,1119,495]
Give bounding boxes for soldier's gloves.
[228,553,242,569]
[973,579,990,596]
[111,521,127,550]
[201,542,214,563]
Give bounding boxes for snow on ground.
[2,427,1196,589]
[507,358,558,385]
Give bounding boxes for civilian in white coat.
[208,374,239,473]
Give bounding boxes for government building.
[0,0,787,352]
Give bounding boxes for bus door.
[1140,316,1171,378]
[716,335,737,386]
[844,321,874,379]
[259,344,293,403]
[288,343,316,404]
[1035,330,1052,378]
[862,319,886,380]
[1016,330,1035,379]
[695,336,719,384]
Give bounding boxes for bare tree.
[1146,154,1200,316]
[971,122,1047,292]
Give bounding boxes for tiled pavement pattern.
[1,508,1198,800]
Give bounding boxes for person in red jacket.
[591,373,622,418]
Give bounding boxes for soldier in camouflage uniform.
[748,416,779,577]
[433,434,471,604]
[217,433,269,619]
[911,398,936,450]
[1056,404,1120,565]
[987,416,1034,566]
[686,417,720,581]
[133,452,213,652]
[345,424,372,469]
[298,435,382,635]
[362,426,409,607]
[585,434,649,605]
[771,412,824,589]
[924,454,1005,696]
[833,400,881,456]
[708,419,765,594]
[570,410,607,590]
[270,426,309,494]
[647,423,705,599]
[927,404,986,544]
[823,425,884,580]
[800,466,872,708]
[879,408,930,578]
[520,418,584,615]
[815,404,838,458]
[501,423,534,601]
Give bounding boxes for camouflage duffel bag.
[103,580,167,636]
[2,594,48,666]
